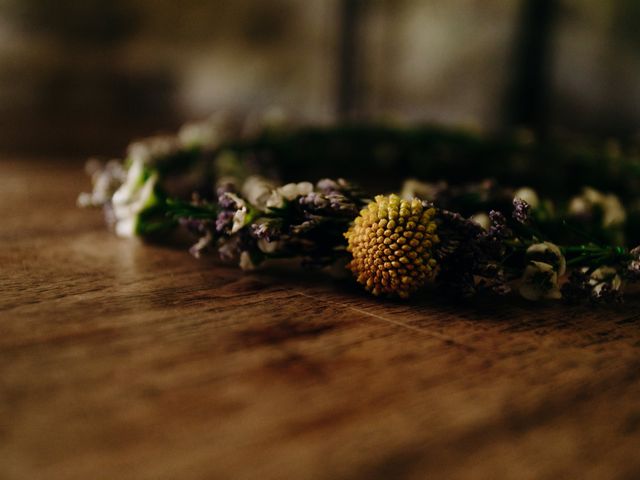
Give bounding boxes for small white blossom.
[257,239,281,253]
[589,266,622,295]
[265,190,285,209]
[266,182,314,209]
[514,187,540,209]
[582,187,604,204]
[111,158,159,238]
[279,183,301,200]
[241,176,276,211]
[232,209,247,233]
[569,187,626,228]
[400,179,442,201]
[224,193,249,234]
[601,194,626,227]
[568,196,590,216]
[239,251,256,271]
[112,158,144,205]
[189,231,213,259]
[280,182,314,200]
[470,212,491,231]
[526,242,566,276]
[77,159,125,208]
[519,261,562,301]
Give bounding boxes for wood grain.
[1,158,640,480]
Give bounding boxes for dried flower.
[512,197,531,224]
[345,194,439,298]
[589,266,622,302]
[77,159,126,207]
[215,210,235,234]
[470,212,491,231]
[316,178,361,197]
[400,179,445,202]
[514,187,540,209]
[601,195,626,228]
[520,243,567,301]
[110,158,160,237]
[280,182,314,200]
[239,251,257,270]
[221,193,250,234]
[434,208,485,297]
[250,218,283,242]
[476,210,512,259]
[80,115,640,305]
[526,242,566,276]
[189,230,213,259]
[241,176,276,211]
[257,238,282,254]
[627,246,640,281]
[519,261,562,301]
[299,191,359,217]
[266,181,314,209]
[568,187,626,228]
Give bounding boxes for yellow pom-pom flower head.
[345,194,439,298]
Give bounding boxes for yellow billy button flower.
[345,194,439,299]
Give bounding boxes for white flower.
[589,266,622,295]
[241,176,276,211]
[282,182,314,200]
[526,242,566,276]
[112,157,145,205]
[239,251,256,271]
[279,183,301,200]
[266,182,314,209]
[232,210,247,233]
[265,190,286,209]
[189,231,213,259]
[514,187,540,209]
[519,239,568,302]
[601,194,626,227]
[568,196,590,216]
[77,159,125,207]
[470,212,491,231]
[111,158,159,238]
[257,239,281,254]
[519,261,562,301]
[569,187,626,228]
[223,192,249,234]
[400,179,442,201]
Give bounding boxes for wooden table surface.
[2,158,640,480]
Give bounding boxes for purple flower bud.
[512,197,531,224]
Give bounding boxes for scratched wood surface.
[1,158,640,480]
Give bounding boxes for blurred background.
[1,0,639,157]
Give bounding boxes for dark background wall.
[0,0,639,157]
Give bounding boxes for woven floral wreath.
[80,112,640,303]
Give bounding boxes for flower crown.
[79,112,640,303]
